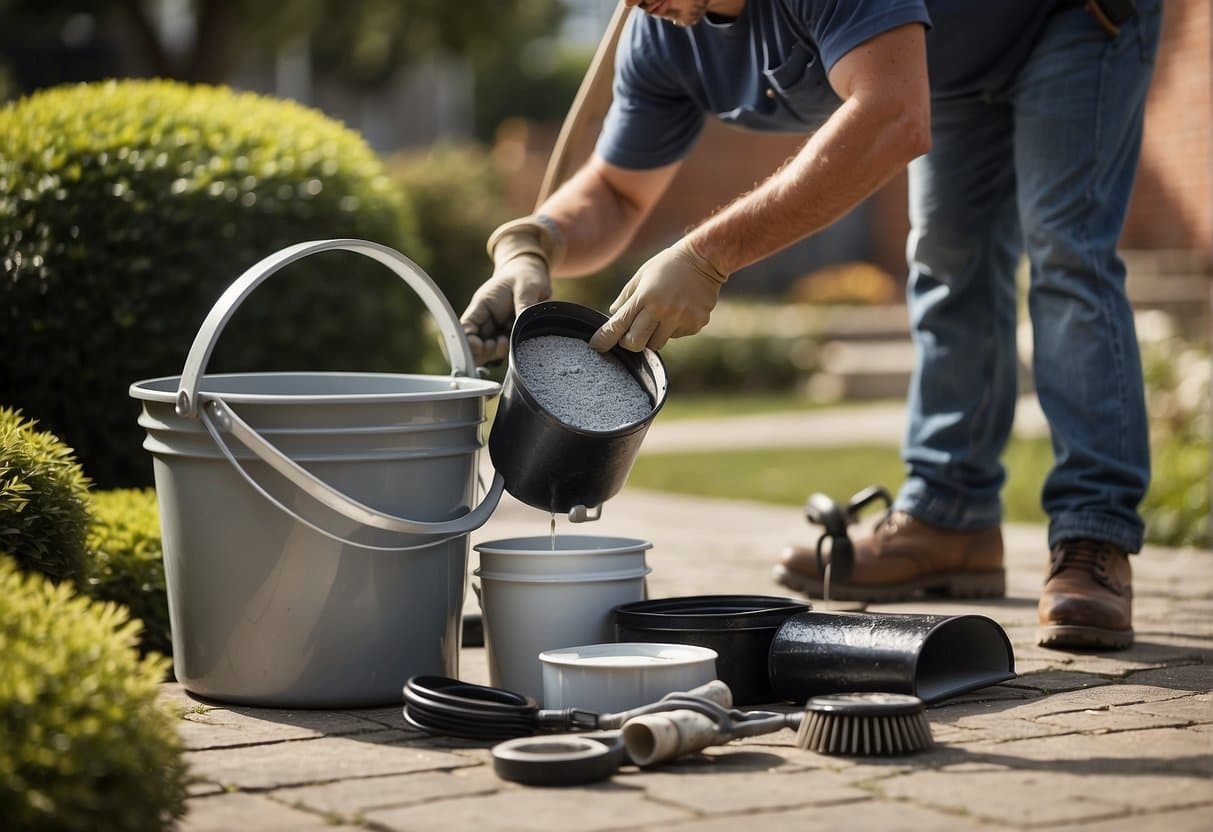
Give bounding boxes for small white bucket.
[539,642,718,713]
[475,534,651,578]
[473,535,651,704]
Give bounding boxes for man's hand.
[589,237,728,353]
[461,254,549,365]
[460,216,564,365]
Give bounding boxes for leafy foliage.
[1141,335,1211,548]
[86,489,171,658]
[0,0,565,88]
[0,79,427,486]
[0,408,92,582]
[387,143,511,316]
[473,40,591,141]
[303,0,567,90]
[0,557,187,831]
[658,332,818,394]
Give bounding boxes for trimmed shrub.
[387,143,511,320]
[1,79,428,487]
[87,489,171,658]
[658,332,818,394]
[0,557,188,831]
[0,407,92,582]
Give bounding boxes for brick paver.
[165,457,1213,830]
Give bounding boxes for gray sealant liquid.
[514,335,652,432]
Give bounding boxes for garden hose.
[404,676,804,786]
[402,677,735,742]
[402,676,597,741]
[534,1,630,207]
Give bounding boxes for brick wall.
[1122,0,1212,258]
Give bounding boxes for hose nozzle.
[622,709,722,766]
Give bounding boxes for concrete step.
[807,340,915,401]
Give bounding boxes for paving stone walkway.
[165,476,1213,831]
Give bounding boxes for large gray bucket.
[130,239,504,708]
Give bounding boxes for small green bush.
[0,556,188,831]
[387,143,511,319]
[1,79,428,487]
[87,489,171,658]
[658,332,818,393]
[1141,335,1211,548]
[0,407,92,582]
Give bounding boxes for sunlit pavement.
[167,419,1212,831]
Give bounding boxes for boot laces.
[1051,539,1117,584]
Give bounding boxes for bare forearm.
[689,95,929,275]
[538,165,647,278]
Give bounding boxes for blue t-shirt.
[597,0,1062,170]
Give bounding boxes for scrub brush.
[796,692,933,756]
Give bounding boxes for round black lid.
[613,594,811,631]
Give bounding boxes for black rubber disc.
[491,735,624,786]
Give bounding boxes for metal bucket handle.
[173,238,504,539]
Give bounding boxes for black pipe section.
[768,611,1016,704]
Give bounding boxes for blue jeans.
[896,1,1162,553]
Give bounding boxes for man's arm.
[590,22,930,352]
[690,22,931,272]
[458,153,677,364]
[540,155,682,277]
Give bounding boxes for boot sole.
[773,565,1006,602]
[1036,624,1133,651]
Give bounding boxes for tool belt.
[1084,0,1137,38]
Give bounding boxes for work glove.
[461,215,565,365]
[589,237,728,353]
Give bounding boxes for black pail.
[614,595,810,705]
[489,301,667,516]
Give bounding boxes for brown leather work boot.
[773,511,1005,602]
[1037,539,1133,650]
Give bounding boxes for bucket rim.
[474,535,653,557]
[613,594,811,630]
[538,641,718,669]
[130,371,500,405]
[473,566,652,583]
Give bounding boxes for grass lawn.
[627,438,1054,525]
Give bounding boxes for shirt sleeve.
[794,0,932,74]
[594,13,706,170]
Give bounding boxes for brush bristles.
[796,710,933,756]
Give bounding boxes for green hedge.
[387,143,511,322]
[658,332,818,393]
[0,557,187,831]
[1,79,428,487]
[0,408,92,583]
[87,489,170,658]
